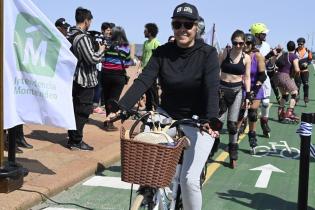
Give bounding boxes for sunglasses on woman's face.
[232,41,244,46]
[172,21,195,30]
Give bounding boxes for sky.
[31,0,315,50]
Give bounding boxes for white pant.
[147,108,215,210]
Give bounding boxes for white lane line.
[82,176,140,190]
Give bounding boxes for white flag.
[4,0,77,129]
[204,23,222,54]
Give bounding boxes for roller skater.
[272,41,300,124]
[294,37,312,107]
[218,30,251,169]
[249,23,276,140]
[243,33,268,151]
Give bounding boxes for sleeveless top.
[221,51,246,75]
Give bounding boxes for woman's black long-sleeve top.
[119,39,220,120]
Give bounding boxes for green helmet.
[250,23,269,35]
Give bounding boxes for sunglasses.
[232,41,244,46]
[172,21,195,30]
[245,41,253,45]
[298,42,304,45]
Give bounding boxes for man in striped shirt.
[67,7,105,151]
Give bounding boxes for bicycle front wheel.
[131,193,158,210]
[131,194,145,210]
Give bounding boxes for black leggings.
[294,71,309,98]
[101,72,126,116]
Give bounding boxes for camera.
[87,30,107,51]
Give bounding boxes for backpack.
[275,52,288,69]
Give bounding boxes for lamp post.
[0,0,4,169]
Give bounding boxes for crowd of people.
[4,2,313,210]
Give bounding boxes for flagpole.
[0,0,4,168]
[211,23,215,46]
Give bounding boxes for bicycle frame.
[268,141,292,153]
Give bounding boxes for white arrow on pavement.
[250,164,285,188]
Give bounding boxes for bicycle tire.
[280,147,300,159]
[130,194,145,210]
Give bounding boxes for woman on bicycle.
[113,3,220,210]
[218,30,251,168]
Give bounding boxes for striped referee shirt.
[71,28,103,88]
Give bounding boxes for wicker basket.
[120,127,185,188]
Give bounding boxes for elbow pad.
[257,71,267,83]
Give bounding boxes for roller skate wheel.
[263,132,270,138]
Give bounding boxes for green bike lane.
[33,70,315,210]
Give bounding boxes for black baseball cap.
[171,2,199,21]
[55,18,70,28]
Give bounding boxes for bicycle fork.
[169,164,182,210]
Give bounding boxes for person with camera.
[67,7,106,151]
[101,26,132,131]
[294,37,312,106]
[108,3,220,209]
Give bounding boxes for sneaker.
[93,107,106,114]
[67,141,94,151]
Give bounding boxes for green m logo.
[14,13,61,77]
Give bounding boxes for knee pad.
[248,109,258,122]
[291,94,297,99]
[261,98,270,108]
[227,121,238,135]
[282,94,289,102]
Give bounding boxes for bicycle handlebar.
[107,100,223,137]
[169,117,223,132]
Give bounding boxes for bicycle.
[108,101,222,210]
[252,140,300,159]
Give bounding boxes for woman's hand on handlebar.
[105,111,121,123]
[202,123,220,138]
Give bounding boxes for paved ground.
[30,67,315,210]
